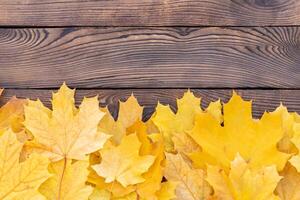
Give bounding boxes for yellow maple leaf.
[205,99,223,124]
[88,175,135,198]
[114,192,137,200]
[151,90,222,153]
[272,105,299,154]
[189,92,290,171]
[136,133,165,200]
[89,188,111,200]
[172,131,200,156]
[24,83,110,161]
[39,159,93,200]
[0,129,50,200]
[118,94,143,128]
[151,90,202,152]
[88,152,135,197]
[89,187,137,200]
[0,90,27,133]
[164,153,212,200]
[99,94,143,144]
[126,120,152,156]
[276,163,300,200]
[207,154,281,200]
[92,134,155,187]
[89,123,162,199]
[288,122,300,171]
[155,181,177,200]
[98,106,125,145]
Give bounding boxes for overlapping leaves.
[0,84,300,199]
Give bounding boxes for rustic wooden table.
[0,0,299,119]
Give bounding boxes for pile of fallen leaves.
[0,84,300,200]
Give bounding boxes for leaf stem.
[57,157,67,200]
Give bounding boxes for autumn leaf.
[0,129,50,200]
[205,100,223,124]
[127,120,153,156]
[207,154,281,200]
[288,122,300,171]
[89,122,162,199]
[89,188,111,200]
[39,159,93,200]
[118,94,143,128]
[92,134,155,187]
[24,83,110,161]
[172,131,200,157]
[114,192,137,200]
[155,181,177,200]
[99,95,143,144]
[0,90,27,133]
[151,90,202,152]
[276,163,300,200]
[88,152,136,197]
[151,90,222,153]
[89,187,138,200]
[272,105,299,154]
[164,153,212,200]
[188,92,290,171]
[136,133,165,199]
[88,175,135,198]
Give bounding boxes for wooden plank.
[1,0,300,26]
[1,27,300,89]
[1,89,300,120]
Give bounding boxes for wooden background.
[1,0,300,120]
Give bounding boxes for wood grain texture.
[1,0,300,26]
[1,89,299,120]
[1,27,300,88]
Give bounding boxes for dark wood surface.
[1,27,300,89]
[1,0,300,26]
[1,89,299,120]
[1,0,299,118]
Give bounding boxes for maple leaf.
[89,122,162,199]
[89,188,111,200]
[39,159,93,200]
[88,151,136,197]
[115,192,137,200]
[164,153,212,200]
[0,90,27,133]
[136,133,165,199]
[206,154,281,200]
[188,92,290,171]
[205,100,223,124]
[288,123,300,171]
[272,105,300,154]
[92,134,155,187]
[99,94,143,144]
[24,83,110,161]
[89,187,137,200]
[276,163,300,200]
[0,129,50,200]
[155,181,177,200]
[127,120,153,156]
[88,172,135,198]
[151,90,222,152]
[172,131,200,156]
[118,94,143,128]
[151,90,202,152]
